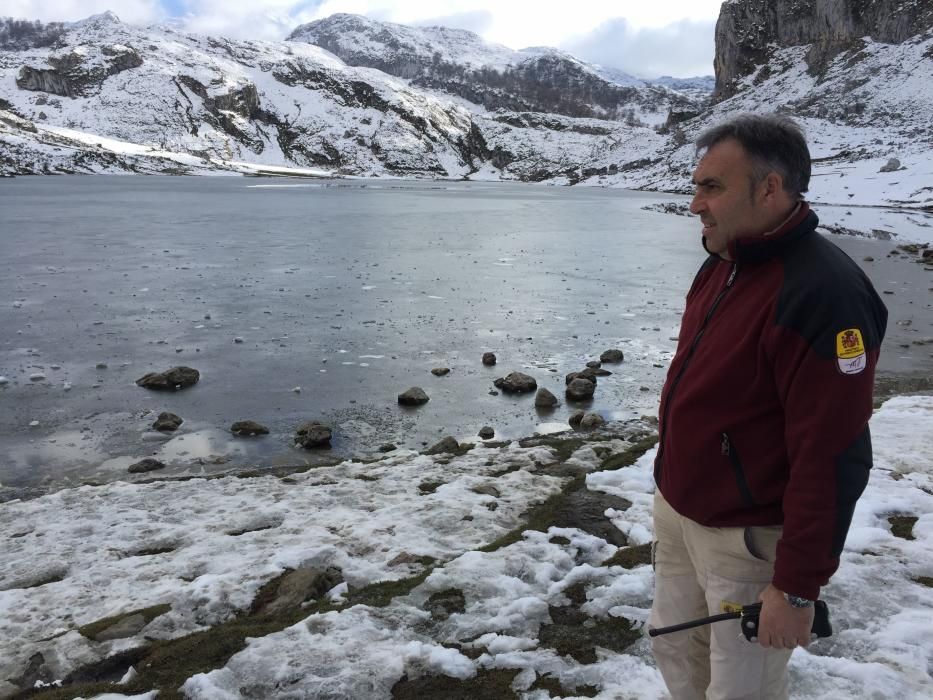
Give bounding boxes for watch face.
[785,594,813,608]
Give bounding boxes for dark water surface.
[1,177,930,495]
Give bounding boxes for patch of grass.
[603,543,652,569]
[888,514,918,540]
[391,668,522,699]
[78,604,171,641]
[345,569,434,609]
[914,576,933,588]
[598,434,658,471]
[530,674,598,698]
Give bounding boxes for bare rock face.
[398,387,430,405]
[16,44,143,98]
[493,371,537,394]
[152,412,183,432]
[713,0,933,101]
[231,420,269,436]
[295,421,332,448]
[566,378,596,401]
[136,366,200,391]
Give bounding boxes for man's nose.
[689,192,704,215]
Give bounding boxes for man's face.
[689,139,771,257]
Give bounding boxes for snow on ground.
[2,397,931,698]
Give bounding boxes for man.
[649,114,887,699]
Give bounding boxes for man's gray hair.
[696,114,811,198]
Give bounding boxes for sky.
[3,0,724,77]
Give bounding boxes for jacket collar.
[722,202,818,264]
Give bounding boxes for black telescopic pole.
[648,611,741,637]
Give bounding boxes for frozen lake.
[1,176,930,496]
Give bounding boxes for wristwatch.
[784,593,814,608]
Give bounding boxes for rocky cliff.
[714,0,933,100]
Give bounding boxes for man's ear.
[762,172,784,203]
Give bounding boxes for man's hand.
[756,584,814,649]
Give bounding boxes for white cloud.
[562,17,717,78]
[3,0,164,25]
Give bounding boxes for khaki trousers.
[649,490,792,700]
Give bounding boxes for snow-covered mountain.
[287,14,702,122]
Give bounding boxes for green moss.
[914,576,933,588]
[888,515,918,540]
[603,543,652,569]
[391,668,521,699]
[78,604,172,641]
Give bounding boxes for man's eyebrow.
[692,176,720,186]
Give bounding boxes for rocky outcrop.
[713,0,933,100]
[16,45,143,98]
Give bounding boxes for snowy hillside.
[287,14,702,123]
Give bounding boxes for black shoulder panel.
[774,233,887,359]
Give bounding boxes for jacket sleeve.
[766,271,887,601]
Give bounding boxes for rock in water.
[398,387,430,405]
[482,352,497,366]
[566,378,596,400]
[569,410,585,428]
[431,367,450,376]
[478,426,495,439]
[295,422,332,448]
[599,349,625,363]
[231,420,269,436]
[152,412,183,432]
[128,458,166,474]
[535,387,559,407]
[493,371,537,394]
[135,366,200,390]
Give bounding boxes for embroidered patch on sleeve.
[836,328,866,375]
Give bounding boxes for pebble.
[96,363,108,370]
[234,337,244,344]
[29,373,46,381]
[29,420,39,427]
[63,382,72,391]
[0,376,8,385]
[292,386,301,393]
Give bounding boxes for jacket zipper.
[721,432,757,507]
[656,263,739,474]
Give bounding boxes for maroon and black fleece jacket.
[654,203,888,600]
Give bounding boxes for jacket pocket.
[721,432,756,508]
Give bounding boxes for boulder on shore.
[136,366,200,390]
[431,367,450,376]
[152,412,183,432]
[231,420,269,437]
[580,412,605,430]
[569,410,585,428]
[425,436,460,455]
[478,426,495,439]
[482,352,497,366]
[493,371,537,394]
[128,458,166,474]
[295,422,332,448]
[398,387,430,405]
